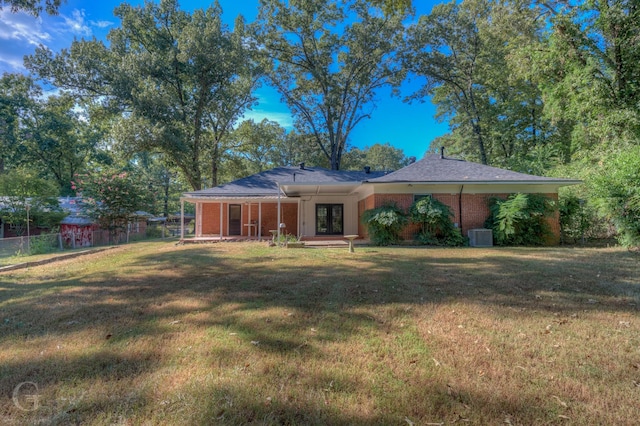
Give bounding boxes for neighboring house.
[59,197,151,247]
[180,152,581,244]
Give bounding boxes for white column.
[180,199,185,239]
[247,202,252,238]
[219,202,223,240]
[297,198,301,238]
[258,202,262,241]
[277,184,281,240]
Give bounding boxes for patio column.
[258,202,262,241]
[196,202,202,237]
[180,198,184,240]
[277,183,281,240]
[247,202,252,238]
[219,202,223,240]
[297,198,301,239]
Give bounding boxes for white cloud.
[89,20,113,29]
[0,10,50,45]
[0,10,51,72]
[60,9,91,36]
[241,110,294,128]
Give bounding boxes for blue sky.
[0,0,449,160]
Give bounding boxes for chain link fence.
[0,221,186,264]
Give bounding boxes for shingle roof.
[183,156,580,199]
[367,154,580,184]
[184,166,388,197]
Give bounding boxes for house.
[59,197,152,247]
[179,152,581,244]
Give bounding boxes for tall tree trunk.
[211,142,219,188]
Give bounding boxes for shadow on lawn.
[0,244,638,423]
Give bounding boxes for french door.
[316,204,343,235]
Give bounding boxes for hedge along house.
[180,151,581,244]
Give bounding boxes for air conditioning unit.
[468,228,493,247]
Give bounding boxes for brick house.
[180,153,581,244]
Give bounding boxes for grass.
[0,241,639,425]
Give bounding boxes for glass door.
[316,204,343,235]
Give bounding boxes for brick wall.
[200,202,298,237]
[362,192,561,245]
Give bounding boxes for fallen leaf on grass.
[250,341,260,346]
[404,417,415,426]
[432,358,441,367]
[552,395,568,408]
[169,320,181,325]
[558,415,571,420]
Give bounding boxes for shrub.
[361,203,408,246]
[486,193,555,246]
[590,147,640,249]
[409,197,465,246]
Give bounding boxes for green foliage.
[26,0,259,190]
[409,196,464,246]
[558,194,597,244]
[74,169,147,241]
[361,203,408,246]
[254,0,405,170]
[0,0,62,16]
[590,148,640,249]
[26,232,61,255]
[0,169,65,235]
[486,193,554,246]
[341,142,410,172]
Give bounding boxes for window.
[316,204,343,235]
[414,194,432,202]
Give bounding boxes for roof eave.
[365,179,582,186]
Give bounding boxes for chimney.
[299,162,305,170]
[364,166,371,174]
[440,146,445,159]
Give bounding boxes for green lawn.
[1,241,639,425]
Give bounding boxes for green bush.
[486,193,555,246]
[409,197,465,246]
[590,147,640,249]
[361,203,408,246]
[22,232,60,256]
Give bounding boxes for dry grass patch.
[1,242,639,424]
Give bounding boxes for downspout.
[219,202,223,240]
[458,185,464,232]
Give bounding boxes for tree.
[403,0,492,164]
[227,119,287,176]
[0,169,65,236]
[590,147,640,249]
[26,0,260,190]
[74,169,147,242]
[341,142,409,171]
[528,0,640,154]
[0,73,40,174]
[254,0,405,170]
[367,0,412,15]
[0,0,63,16]
[403,0,552,168]
[21,93,102,195]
